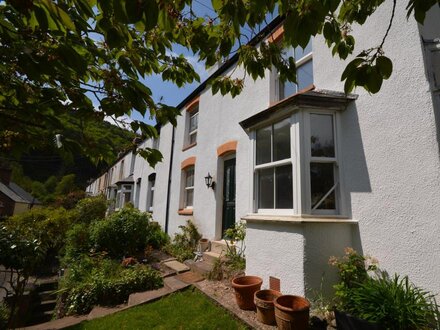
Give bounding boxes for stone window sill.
[182,142,197,152]
[178,208,193,216]
[241,214,358,224]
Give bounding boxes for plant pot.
[254,289,282,325]
[231,275,263,310]
[274,295,310,330]
[334,310,383,330]
[199,238,209,252]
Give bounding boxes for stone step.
[184,260,214,277]
[35,280,58,293]
[34,299,57,313]
[38,290,57,301]
[128,287,171,306]
[203,251,223,265]
[210,240,229,255]
[162,260,190,273]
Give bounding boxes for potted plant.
[273,295,310,330]
[231,275,262,310]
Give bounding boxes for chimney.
[0,166,12,185]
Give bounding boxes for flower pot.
[274,295,310,330]
[334,310,383,330]
[254,289,282,325]
[199,238,209,252]
[231,275,263,310]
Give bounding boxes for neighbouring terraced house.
[87,3,440,297]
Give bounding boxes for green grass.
[66,287,248,330]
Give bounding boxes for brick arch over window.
[185,96,200,112]
[181,156,196,170]
[217,140,238,157]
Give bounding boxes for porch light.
[204,173,215,189]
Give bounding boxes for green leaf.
[125,0,143,23]
[144,0,158,31]
[376,56,393,79]
[41,0,76,31]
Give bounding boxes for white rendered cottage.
[87,2,440,297]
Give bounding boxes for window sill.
[241,214,358,224]
[182,142,197,152]
[178,208,193,215]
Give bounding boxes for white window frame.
[182,166,195,209]
[272,41,313,102]
[303,111,340,215]
[185,107,198,147]
[251,109,343,216]
[116,184,133,210]
[147,174,155,213]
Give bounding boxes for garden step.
[163,276,190,291]
[29,310,55,326]
[38,289,57,301]
[162,260,190,273]
[33,299,57,313]
[210,240,235,255]
[203,251,223,265]
[35,279,58,292]
[185,260,213,277]
[127,286,171,306]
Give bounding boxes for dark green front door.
[222,158,236,237]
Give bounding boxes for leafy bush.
[164,220,201,262]
[345,272,440,329]
[62,223,91,264]
[59,255,163,315]
[90,207,152,258]
[146,222,169,249]
[0,302,9,330]
[5,207,76,258]
[54,190,86,209]
[75,195,107,224]
[329,247,378,309]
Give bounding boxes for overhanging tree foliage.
[0,0,438,165]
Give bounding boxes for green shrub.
[164,220,201,262]
[63,223,91,264]
[90,207,152,258]
[5,207,76,257]
[54,190,86,209]
[75,195,107,224]
[146,222,169,249]
[0,302,9,329]
[59,255,163,315]
[329,247,378,309]
[345,272,440,329]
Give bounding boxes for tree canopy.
[0,0,438,165]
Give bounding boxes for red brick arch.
[217,140,238,157]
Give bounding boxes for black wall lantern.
[204,173,215,189]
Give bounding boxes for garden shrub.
[62,223,91,264]
[164,220,201,262]
[59,255,163,315]
[0,302,9,330]
[344,272,440,329]
[146,222,169,249]
[75,195,107,224]
[89,207,152,258]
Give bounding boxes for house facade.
[87,2,440,297]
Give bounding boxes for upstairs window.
[147,173,156,212]
[188,108,198,145]
[277,39,313,101]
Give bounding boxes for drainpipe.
[164,126,175,234]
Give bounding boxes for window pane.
[186,189,194,207]
[256,126,272,165]
[273,118,291,161]
[124,192,132,204]
[189,132,197,144]
[190,112,198,131]
[280,80,297,100]
[297,60,313,91]
[310,114,335,157]
[258,168,274,208]
[310,163,336,210]
[186,168,194,187]
[275,165,293,208]
[294,39,312,59]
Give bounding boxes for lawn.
[67,287,248,330]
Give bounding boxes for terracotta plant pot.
[254,289,282,325]
[199,238,209,252]
[231,275,263,310]
[274,295,310,330]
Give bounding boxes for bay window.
[253,111,340,215]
